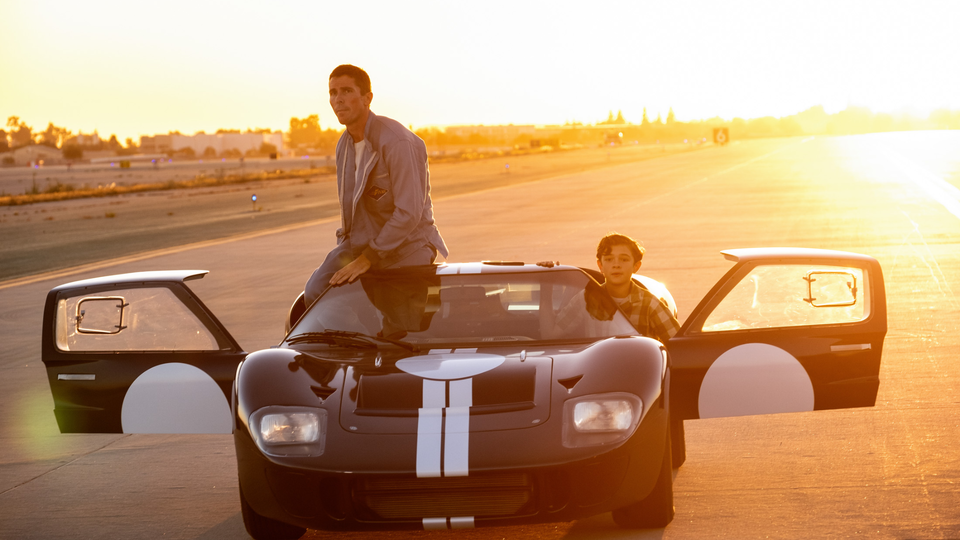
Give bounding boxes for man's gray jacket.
[335,110,448,267]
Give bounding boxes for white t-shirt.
[354,138,367,201]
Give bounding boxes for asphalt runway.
[2,131,959,539]
[0,142,696,281]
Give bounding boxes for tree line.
[2,116,140,158]
[4,106,960,159]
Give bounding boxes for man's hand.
[330,254,372,285]
[536,260,560,268]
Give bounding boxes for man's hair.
[596,232,645,262]
[329,64,371,95]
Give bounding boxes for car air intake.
[354,472,535,520]
[356,363,537,416]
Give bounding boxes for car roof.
[49,264,582,294]
[435,262,581,275]
[51,270,209,292]
[721,248,878,264]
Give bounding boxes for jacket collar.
[344,110,381,226]
[362,110,378,144]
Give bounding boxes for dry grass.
[0,143,659,207]
[0,146,556,206]
[0,166,335,206]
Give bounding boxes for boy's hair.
[596,232,645,262]
[329,64,371,95]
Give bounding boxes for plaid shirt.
[553,282,680,344]
[610,282,680,345]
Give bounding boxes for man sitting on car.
[540,233,680,344]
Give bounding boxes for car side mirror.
[803,271,857,307]
[76,296,128,334]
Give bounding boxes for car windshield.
[288,265,639,346]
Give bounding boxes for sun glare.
[1,1,958,141]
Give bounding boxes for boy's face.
[597,244,642,287]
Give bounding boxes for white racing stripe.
[422,517,475,530]
[446,378,473,477]
[416,378,473,478]
[416,408,443,478]
[435,263,483,275]
[449,378,472,407]
[423,379,446,408]
[411,351,502,527]
[397,352,504,380]
[450,516,475,528]
[444,407,470,477]
[423,518,447,530]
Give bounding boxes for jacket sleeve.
[361,138,427,263]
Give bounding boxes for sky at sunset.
[2,0,958,142]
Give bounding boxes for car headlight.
[573,400,634,431]
[261,412,319,443]
[562,393,642,448]
[249,406,327,457]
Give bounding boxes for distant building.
[139,134,173,154]
[61,131,102,150]
[74,131,101,147]
[140,132,284,156]
[1,144,63,166]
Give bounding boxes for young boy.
[593,233,680,344]
[541,233,680,344]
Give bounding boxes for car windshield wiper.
[286,330,419,352]
[286,331,376,349]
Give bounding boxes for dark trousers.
[303,242,437,305]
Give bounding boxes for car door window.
[700,264,868,332]
[56,287,220,351]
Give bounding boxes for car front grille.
[353,472,535,520]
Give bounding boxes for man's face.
[329,75,372,127]
[597,245,642,287]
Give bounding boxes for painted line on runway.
[886,151,960,221]
[428,148,708,204]
[601,138,808,222]
[886,149,960,311]
[0,435,130,496]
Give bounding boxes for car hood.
[237,338,665,473]
[339,349,554,434]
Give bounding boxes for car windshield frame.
[287,265,640,348]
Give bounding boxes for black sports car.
[40,248,886,538]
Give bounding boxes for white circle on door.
[698,343,814,419]
[121,362,232,433]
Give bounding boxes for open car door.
[40,271,246,434]
[669,248,886,420]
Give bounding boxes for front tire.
[671,418,686,467]
[612,431,675,528]
[240,485,306,540]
